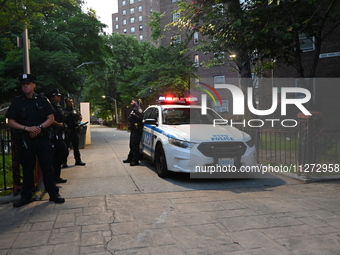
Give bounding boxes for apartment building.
[159,0,238,116]
[111,0,160,41]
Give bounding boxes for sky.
[82,0,118,34]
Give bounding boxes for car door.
[141,107,158,158]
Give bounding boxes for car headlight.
[168,137,191,149]
[245,138,254,148]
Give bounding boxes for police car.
[141,97,256,177]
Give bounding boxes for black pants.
[20,136,59,200]
[65,131,81,163]
[127,130,142,162]
[52,138,69,181]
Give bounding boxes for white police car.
[141,97,256,177]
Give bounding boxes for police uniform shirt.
[128,106,143,124]
[64,107,80,130]
[6,93,53,126]
[51,102,65,137]
[51,102,64,123]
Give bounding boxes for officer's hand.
[28,126,41,136]
[30,132,38,138]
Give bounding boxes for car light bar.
[158,96,198,105]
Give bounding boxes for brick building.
[111,0,160,42]
[111,1,340,128]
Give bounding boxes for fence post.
[298,112,323,179]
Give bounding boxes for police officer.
[47,89,68,183]
[123,99,143,166]
[63,97,86,166]
[6,74,65,207]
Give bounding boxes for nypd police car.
[141,97,256,177]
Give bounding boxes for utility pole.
[22,26,30,73]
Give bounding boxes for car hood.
[162,124,249,143]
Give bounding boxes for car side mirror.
[143,118,158,126]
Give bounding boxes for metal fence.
[0,123,12,191]
[241,126,340,178]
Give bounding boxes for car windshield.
[162,108,222,125]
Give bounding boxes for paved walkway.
[0,125,340,255]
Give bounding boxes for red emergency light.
[158,96,198,105]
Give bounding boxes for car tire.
[155,144,169,178]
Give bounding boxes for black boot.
[13,198,32,208]
[49,194,65,203]
[75,161,86,166]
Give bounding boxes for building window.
[139,15,143,21]
[299,33,315,52]
[123,28,127,33]
[150,7,153,12]
[130,8,134,14]
[123,19,126,25]
[173,13,180,22]
[115,17,119,22]
[131,27,135,33]
[130,0,134,3]
[172,0,178,2]
[170,35,181,46]
[115,24,119,29]
[139,35,143,40]
[139,25,143,30]
[138,6,142,12]
[213,100,229,113]
[130,17,135,23]
[214,76,225,85]
[122,1,126,6]
[213,52,225,64]
[139,0,142,1]
[194,32,199,44]
[123,10,126,15]
[194,55,199,67]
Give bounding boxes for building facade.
[112,0,160,41]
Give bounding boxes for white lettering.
[281,88,311,115]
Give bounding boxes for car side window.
[149,108,158,120]
[143,108,154,120]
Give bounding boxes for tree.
[174,0,340,78]
[147,11,165,44]
[0,0,106,102]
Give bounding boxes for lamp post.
[76,61,101,69]
[102,95,119,126]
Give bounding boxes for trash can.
[78,124,87,149]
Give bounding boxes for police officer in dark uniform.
[63,97,86,166]
[123,99,143,166]
[47,89,68,183]
[6,74,65,207]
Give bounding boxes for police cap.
[18,74,37,83]
[47,88,62,98]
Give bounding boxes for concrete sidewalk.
[0,125,340,255]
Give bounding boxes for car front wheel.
[154,144,169,178]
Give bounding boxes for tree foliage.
[0,0,106,102]
[174,0,340,78]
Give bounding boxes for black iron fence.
[241,124,340,178]
[0,123,12,191]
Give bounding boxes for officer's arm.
[41,114,54,128]
[7,119,25,130]
[8,119,41,137]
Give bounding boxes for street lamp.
[102,95,119,126]
[76,61,101,69]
